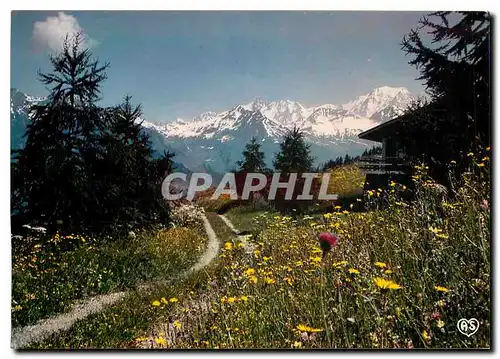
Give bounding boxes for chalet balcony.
[358,155,411,175]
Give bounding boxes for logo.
[457,318,479,337]
[161,172,339,201]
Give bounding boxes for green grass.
[30,213,229,349]
[12,224,207,328]
[27,165,491,349]
[135,170,490,349]
[224,206,278,234]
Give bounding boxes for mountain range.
[11,86,416,174]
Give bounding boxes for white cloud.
[32,12,94,53]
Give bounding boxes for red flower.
[318,232,339,257]
[431,311,441,320]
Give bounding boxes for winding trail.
[11,213,220,349]
[217,214,255,253]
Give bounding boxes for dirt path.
[217,214,255,253]
[11,213,220,350]
[138,213,255,349]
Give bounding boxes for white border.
[2,2,498,358]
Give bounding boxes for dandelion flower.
[333,260,348,268]
[152,300,161,307]
[422,330,431,342]
[244,268,255,276]
[169,297,179,303]
[296,324,323,333]
[155,336,167,346]
[374,262,387,269]
[434,285,449,292]
[348,268,360,275]
[249,276,258,284]
[374,277,401,290]
[224,242,233,250]
[264,277,276,285]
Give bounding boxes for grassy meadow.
[19,158,490,349]
[12,223,208,329]
[129,161,490,349]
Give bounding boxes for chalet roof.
[358,103,441,143]
[358,115,403,143]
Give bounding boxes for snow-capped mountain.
[343,86,413,118]
[11,86,416,174]
[142,86,415,172]
[11,88,46,150]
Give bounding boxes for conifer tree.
[11,34,172,235]
[400,11,491,180]
[237,137,267,173]
[273,126,314,174]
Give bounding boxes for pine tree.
[400,11,491,180]
[11,34,172,235]
[12,33,109,232]
[273,126,314,174]
[237,137,267,173]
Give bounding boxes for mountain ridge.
[11,86,416,173]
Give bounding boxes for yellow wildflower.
[155,336,167,346]
[333,260,348,267]
[374,262,387,268]
[173,320,181,329]
[244,268,255,276]
[169,297,179,303]
[264,277,276,285]
[292,341,302,348]
[296,324,323,333]
[227,297,237,304]
[374,277,402,290]
[434,285,449,292]
[348,268,360,275]
[240,295,249,302]
[436,320,445,329]
[310,256,322,263]
[422,330,431,342]
[152,300,161,307]
[249,276,258,284]
[224,242,233,250]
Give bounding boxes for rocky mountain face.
[11,86,416,174]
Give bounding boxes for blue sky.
[11,11,427,122]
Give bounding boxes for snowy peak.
[162,86,414,140]
[343,86,414,118]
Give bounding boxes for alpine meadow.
[10,11,491,350]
